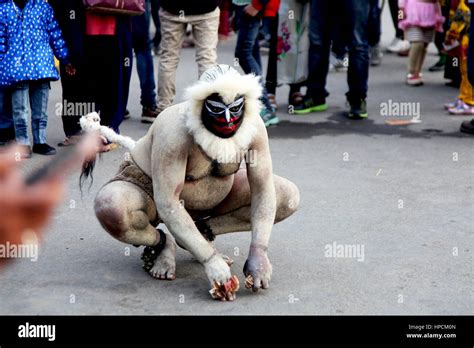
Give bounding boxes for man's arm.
[244,125,276,291]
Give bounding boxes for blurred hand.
[0,133,103,267]
[244,4,259,17]
[0,146,63,267]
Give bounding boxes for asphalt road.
[0,7,472,315]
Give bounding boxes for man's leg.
[59,63,85,140]
[150,0,161,49]
[388,0,404,40]
[344,0,370,119]
[206,171,300,235]
[132,4,158,120]
[294,0,331,113]
[95,181,177,279]
[156,10,187,113]
[191,8,220,77]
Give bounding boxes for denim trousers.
[307,0,370,104]
[235,9,272,111]
[11,81,50,145]
[133,0,157,109]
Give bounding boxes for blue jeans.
[133,0,157,109]
[368,0,381,47]
[235,9,272,111]
[11,81,50,145]
[308,0,370,104]
[0,87,13,131]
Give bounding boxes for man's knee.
[276,179,300,221]
[94,188,129,241]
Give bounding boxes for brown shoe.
[141,107,159,124]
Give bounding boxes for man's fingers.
[252,277,261,292]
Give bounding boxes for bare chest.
[185,144,242,181]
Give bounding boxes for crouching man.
[93,65,300,300]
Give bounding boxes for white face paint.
[205,97,245,122]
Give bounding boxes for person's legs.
[190,9,220,77]
[301,0,331,106]
[59,63,86,140]
[95,180,177,280]
[150,0,161,49]
[265,14,279,96]
[0,87,15,144]
[408,42,424,75]
[29,81,50,145]
[416,42,429,74]
[11,83,31,146]
[133,7,157,110]
[234,10,276,123]
[235,11,263,76]
[388,0,403,39]
[343,0,370,111]
[207,171,300,235]
[156,10,186,113]
[457,58,474,105]
[368,0,381,47]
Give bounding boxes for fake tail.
[78,112,137,193]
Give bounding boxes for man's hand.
[244,4,259,17]
[243,245,273,292]
[204,254,232,285]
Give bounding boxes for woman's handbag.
[83,0,145,16]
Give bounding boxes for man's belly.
[180,175,234,211]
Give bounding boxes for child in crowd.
[399,0,445,86]
[0,0,74,158]
[444,0,474,114]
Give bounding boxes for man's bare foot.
[142,231,177,280]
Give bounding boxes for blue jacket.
[0,0,70,87]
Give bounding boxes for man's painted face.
[202,93,245,138]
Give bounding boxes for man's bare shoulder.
[146,102,193,150]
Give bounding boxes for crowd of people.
[0,0,473,161]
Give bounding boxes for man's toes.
[261,279,269,289]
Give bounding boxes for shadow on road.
[268,112,472,140]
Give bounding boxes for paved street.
[0,7,472,315]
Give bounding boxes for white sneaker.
[444,99,463,110]
[406,73,423,86]
[387,38,410,53]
